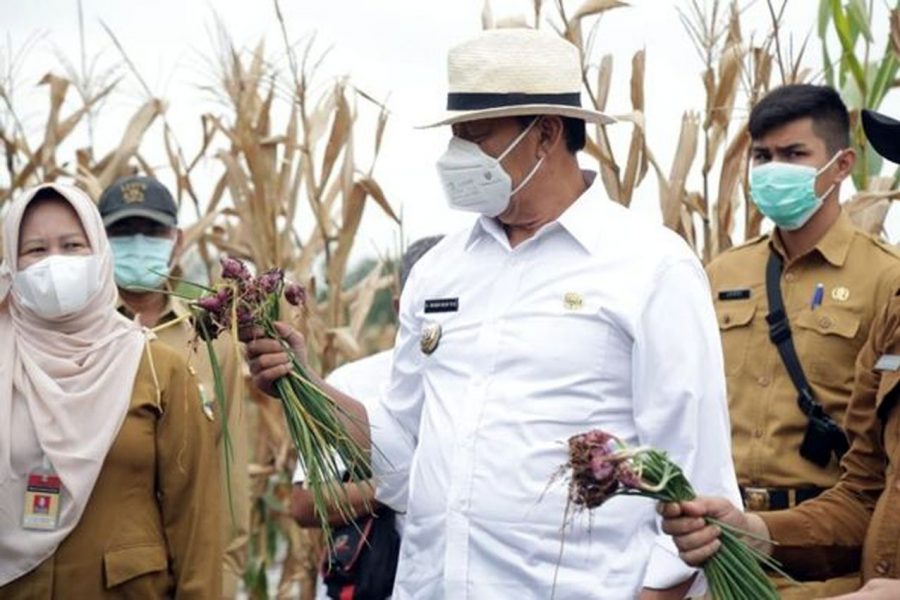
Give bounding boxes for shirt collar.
[464,170,603,255]
[769,209,854,267]
[117,292,184,325]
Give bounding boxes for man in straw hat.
[659,108,900,599]
[242,27,740,598]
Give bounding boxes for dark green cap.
[98,175,178,227]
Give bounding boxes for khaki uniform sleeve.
[760,296,897,580]
[156,347,223,599]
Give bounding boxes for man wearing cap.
[98,175,250,598]
[705,84,900,597]
[659,109,900,599]
[241,28,739,598]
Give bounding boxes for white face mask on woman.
[435,118,545,217]
[13,254,102,319]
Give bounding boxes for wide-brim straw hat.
[420,27,615,128]
[862,109,900,164]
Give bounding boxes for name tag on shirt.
[874,354,900,372]
[22,468,62,531]
[718,289,751,301]
[425,298,459,313]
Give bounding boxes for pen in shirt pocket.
[810,283,825,310]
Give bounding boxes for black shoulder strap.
[764,253,818,415]
[764,252,849,457]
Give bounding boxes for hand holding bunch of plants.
[190,256,371,539]
[562,429,787,600]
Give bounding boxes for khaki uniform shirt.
[120,297,250,598]
[708,211,900,489]
[0,342,221,599]
[762,291,900,583]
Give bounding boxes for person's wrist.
[744,513,773,555]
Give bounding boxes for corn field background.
[2,0,900,597]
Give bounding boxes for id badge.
[22,464,62,531]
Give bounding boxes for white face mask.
[436,118,545,217]
[13,254,103,319]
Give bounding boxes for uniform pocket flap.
[795,309,861,339]
[104,543,167,588]
[717,302,756,330]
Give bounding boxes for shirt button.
[723,314,732,325]
[818,316,833,329]
[784,272,796,283]
[757,376,770,387]
[875,560,890,576]
[753,428,764,438]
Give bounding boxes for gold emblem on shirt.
[420,321,442,355]
[563,292,583,311]
[121,181,146,204]
[831,286,850,302]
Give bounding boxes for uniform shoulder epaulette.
[716,233,769,258]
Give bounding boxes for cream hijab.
[0,183,147,586]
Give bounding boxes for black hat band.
[446,92,581,111]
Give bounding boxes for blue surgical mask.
[749,152,843,231]
[108,234,175,290]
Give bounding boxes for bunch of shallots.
[563,430,784,600]
[190,257,369,539]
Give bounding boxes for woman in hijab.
[0,183,221,598]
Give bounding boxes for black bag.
[322,506,400,600]
[765,253,850,467]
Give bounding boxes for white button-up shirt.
[369,173,740,599]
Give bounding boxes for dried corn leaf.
[7,80,116,198]
[97,99,163,189]
[182,208,220,249]
[347,267,391,337]
[571,0,629,21]
[706,42,744,172]
[845,188,900,235]
[587,128,621,201]
[320,86,352,190]
[38,73,70,176]
[327,326,363,361]
[714,125,750,255]
[620,51,647,205]
[359,176,400,223]
[595,54,613,111]
[661,112,700,229]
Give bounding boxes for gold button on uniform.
[784,272,797,283]
[819,316,833,329]
[757,376,770,387]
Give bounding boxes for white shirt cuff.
[643,538,703,595]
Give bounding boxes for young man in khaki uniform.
[659,108,900,600]
[98,176,250,598]
[707,85,900,597]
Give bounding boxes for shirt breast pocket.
[794,308,862,388]
[715,301,756,376]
